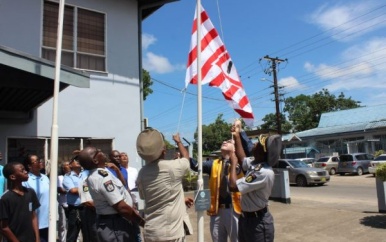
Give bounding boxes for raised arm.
[173,133,189,159]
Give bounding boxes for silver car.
[337,153,374,176]
[273,159,330,187]
[314,156,340,175]
[369,154,386,176]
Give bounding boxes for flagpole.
[48,0,65,241]
[196,1,204,242]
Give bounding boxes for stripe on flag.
[185,3,254,127]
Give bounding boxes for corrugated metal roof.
[293,105,386,138]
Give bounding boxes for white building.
[0,0,175,171]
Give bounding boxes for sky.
[141,0,386,143]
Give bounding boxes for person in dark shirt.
[0,161,40,242]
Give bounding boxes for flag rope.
[176,88,187,133]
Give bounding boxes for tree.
[193,114,232,154]
[283,89,361,132]
[261,113,292,133]
[142,69,153,100]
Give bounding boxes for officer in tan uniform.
[228,125,282,242]
[77,147,145,242]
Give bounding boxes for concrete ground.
[184,192,386,242]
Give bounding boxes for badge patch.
[103,180,115,192]
[98,170,108,177]
[83,185,89,192]
[245,173,256,183]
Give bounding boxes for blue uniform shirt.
[63,171,84,206]
[107,166,128,189]
[22,172,50,229]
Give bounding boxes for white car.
[369,154,386,176]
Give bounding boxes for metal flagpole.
[196,1,204,242]
[48,0,65,241]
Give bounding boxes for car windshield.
[374,156,386,161]
[340,155,353,162]
[288,160,309,168]
[317,157,329,162]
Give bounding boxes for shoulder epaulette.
[98,170,108,177]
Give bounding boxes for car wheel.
[329,168,336,175]
[357,167,363,176]
[296,175,307,187]
[339,172,345,176]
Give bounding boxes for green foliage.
[183,169,198,191]
[374,150,385,158]
[194,114,232,154]
[283,89,361,132]
[142,69,153,100]
[260,113,292,133]
[376,163,386,182]
[164,139,175,149]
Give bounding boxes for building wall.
[0,0,144,169]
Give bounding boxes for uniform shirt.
[107,165,128,189]
[236,158,275,212]
[126,166,138,191]
[78,170,92,204]
[63,171,84,206]
[86,168,133,215]
[0,165,5,195]
[22,172,50,229]
[57,175,67,207]
[137,158,190,241]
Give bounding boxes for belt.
[68,205,83,210]
[219,203,232,209]
[241,207,268,218]
[98,214,121,219]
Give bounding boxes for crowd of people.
[0,120,282,242]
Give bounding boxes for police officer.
[77,147,145,242]
[228,123,282,242]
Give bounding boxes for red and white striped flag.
[185,4,254,127]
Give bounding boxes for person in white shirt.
[120,152,138,192]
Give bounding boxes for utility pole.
[262,55,287,134]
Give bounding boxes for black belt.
[241,207,268,218]
[219,203,232,209]
[98,214,121,219]
[68,205,83,210]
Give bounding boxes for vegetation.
[260,113,292,133]
[376,163,386,182]
[142,69,153,100]
[193,114,232,156]
[374,150,385,158]
[283,89,360,132]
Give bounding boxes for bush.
[375,163,386,182]
[374,150,385,158]
[183,170,198,191]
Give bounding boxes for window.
[42,1,106,72]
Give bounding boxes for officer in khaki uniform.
[228,123,282,242]
[77,147,145,242]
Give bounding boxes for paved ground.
[184,191,386,242]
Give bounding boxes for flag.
[185,3,254,127]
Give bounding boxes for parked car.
[273,159,330,187]
[337,153,374,176]
[314,156,340,175]
[295,158,316,167]
[369,154,386,176]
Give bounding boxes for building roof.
[292,104,386,139]
[0,45,90,123]
[139,0,178,20]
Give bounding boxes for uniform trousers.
[238,211,274,242]
[96,214,136,242]
[66,205,88,242]
[210,208,239,242]
[58,204,68,242]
